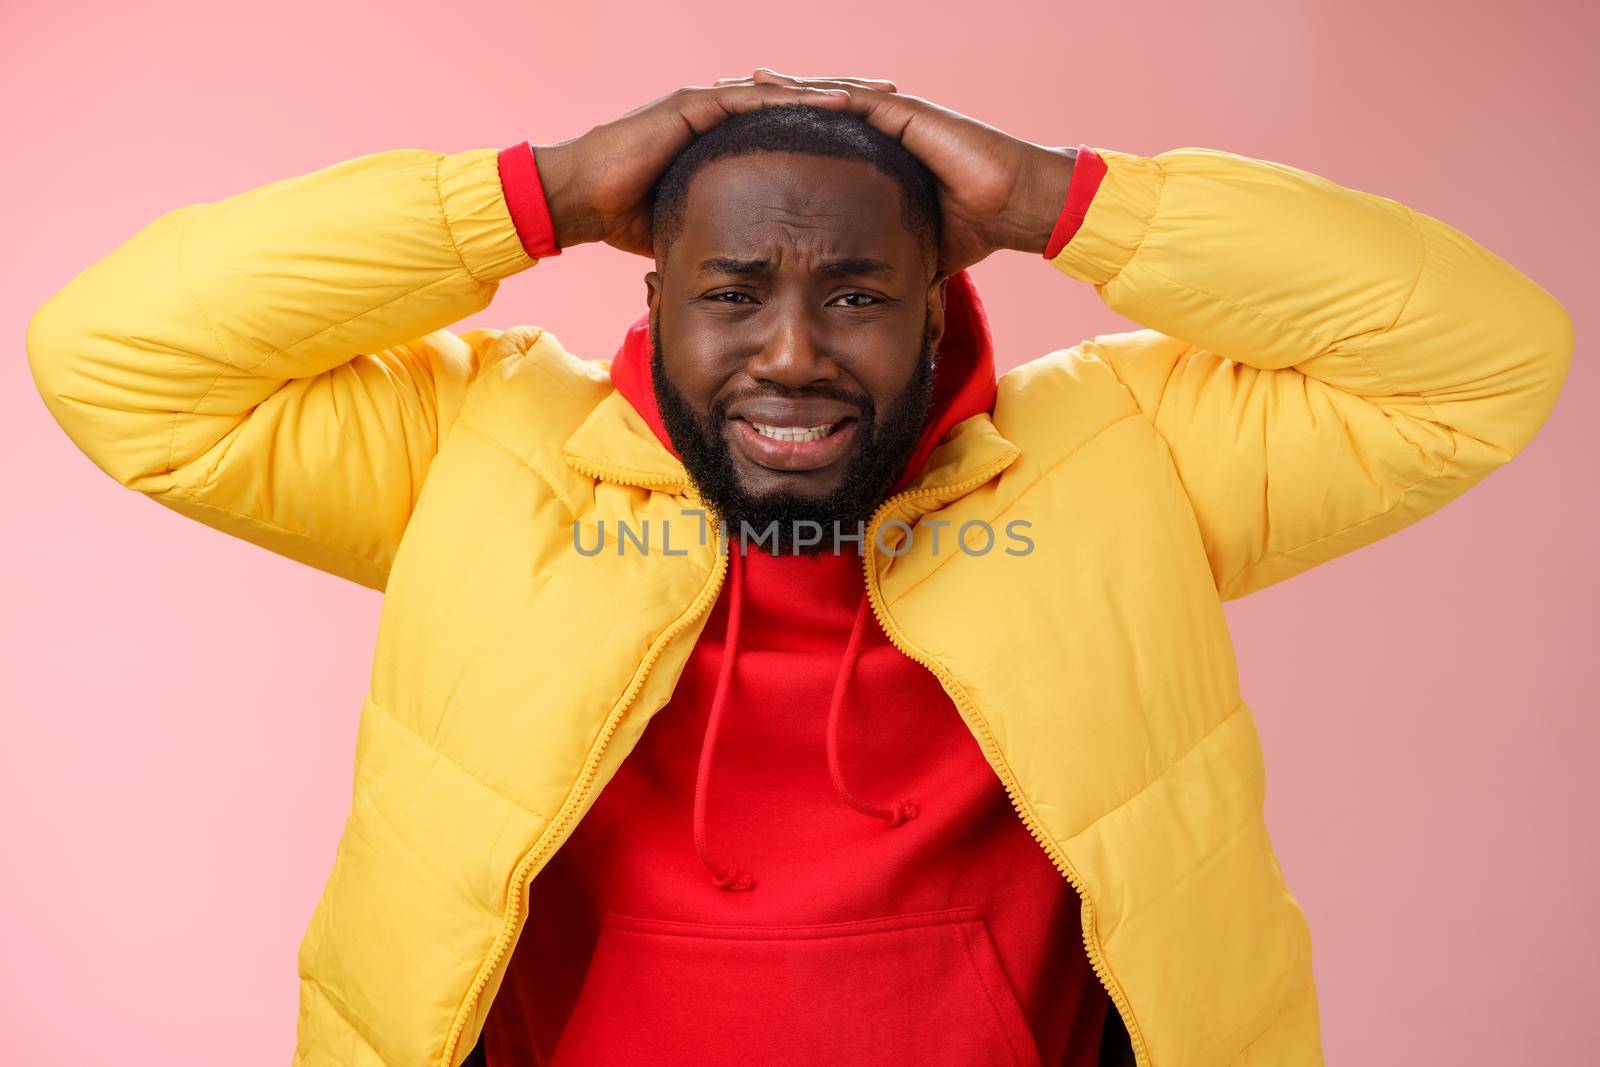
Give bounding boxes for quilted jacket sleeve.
[1049,147,1574,600]
[25,147,540,591]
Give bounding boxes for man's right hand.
[530,82,856,257]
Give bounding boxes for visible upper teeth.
[750,421,837,443]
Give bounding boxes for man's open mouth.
[746,419,848,443]
[726,413,861,473]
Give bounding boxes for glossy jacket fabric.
[26,142,1572,1066]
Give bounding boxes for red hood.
[606,269,998,489]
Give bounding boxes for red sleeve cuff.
[497,141,561,259]
[1042,145,1108,260]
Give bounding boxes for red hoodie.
[480,140,1112,1066]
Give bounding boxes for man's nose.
[744,312,838,390]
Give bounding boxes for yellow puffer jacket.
[26,141,1571,1066]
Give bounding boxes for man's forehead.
[683,152,899,207]
[675,153,916,267]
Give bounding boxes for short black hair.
[650,105,941,272]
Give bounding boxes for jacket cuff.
[1042,146,1108,260]
[497,141,562,260]
[436,148,540,282]
[1046,147,1165,285]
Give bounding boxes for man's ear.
[925,274,949,349]
[645,270,662,319]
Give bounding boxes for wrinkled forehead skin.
[660,152,928,282]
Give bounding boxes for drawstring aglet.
[711,865,755,892]
[885,799,920,827]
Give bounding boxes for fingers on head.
[674,83,852,132]
[752,67,898,93]
[711,83,854,113]
[709,70,897,92]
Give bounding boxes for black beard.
[651,320,939,557]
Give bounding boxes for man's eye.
[832,292,880,308]
[708,291,754,304]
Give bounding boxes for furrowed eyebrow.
[692,256,897,279]
[696,257,772,276]
[819,257,896,278]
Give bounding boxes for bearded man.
[27,69,1571,1067]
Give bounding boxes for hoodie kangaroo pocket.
[547,905,1043,1067]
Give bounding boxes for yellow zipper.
[437,484,728,1066]
[858,469,1153,1067]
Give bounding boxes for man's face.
[647,152,946,547]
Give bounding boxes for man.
[25,69,1571,1067]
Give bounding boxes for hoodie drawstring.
[693,546,753,891]
[692,549,918,892]
[826,593,920,827]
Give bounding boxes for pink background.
[2,1,1594,1062]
